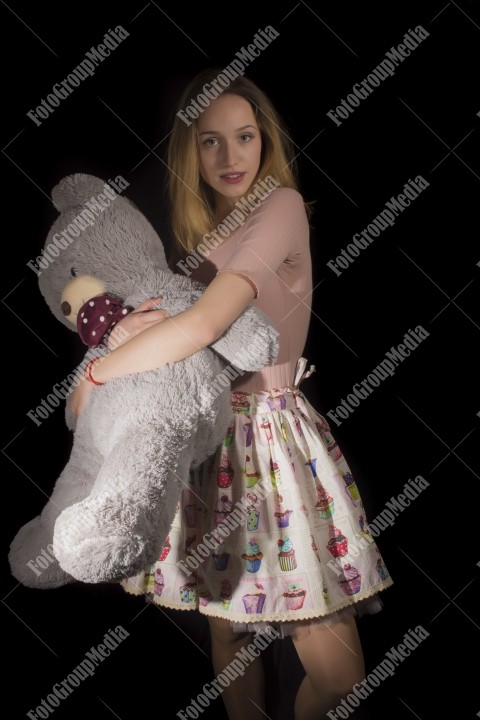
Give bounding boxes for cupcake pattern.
[269,458,280,488]
[316,488,334,519]
[198,577,213,606]
[326,525,348,558]
[338,564,362,596]
[242,539,263,573]
[283,582,307,610]
[274,508,293,528]
[274,493,293,528]
[277,537,297,571]
[154,568,165,597]
[242,583,267,614]
[122,373,393,622]
[246,492,260,531]
[214,494,234,527]
[343,471,360,504]
[159,536,171,561]
[220,579,233,610]
[179,582,197,604]
[232,391,251,414]
[217,454,234,488]
[375,549,390,581]
[224,420,235,446]
[376,558,389,581]
[243,453,261,488]
[212,542,230,571]
[315,415,343,461]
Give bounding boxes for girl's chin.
[217,183,249,198]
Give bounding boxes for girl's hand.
[69,377,96,417]
[107,297,169,349]
[70,298,168,416]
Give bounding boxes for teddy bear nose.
[61,301,71,316]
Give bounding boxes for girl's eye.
[202,138,218,147]
[240,134,253,142]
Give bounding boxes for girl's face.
[197,93,262,215]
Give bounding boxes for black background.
[1,1,479,718]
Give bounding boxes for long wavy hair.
[167,68,312,261]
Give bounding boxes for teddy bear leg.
[8,439,102,589]
[53,432,194,583]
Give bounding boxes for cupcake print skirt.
[122,358,393,628]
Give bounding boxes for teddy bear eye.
[70,267,78,277]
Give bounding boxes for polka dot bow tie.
[77,294,132,347]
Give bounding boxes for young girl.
[71,68,393,720]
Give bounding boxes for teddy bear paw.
[9,517,74,589]
[53,505,152,583]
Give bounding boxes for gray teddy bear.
[9,173,279,589]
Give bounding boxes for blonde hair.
[167,68,312,259]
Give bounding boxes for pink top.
[189,187,312,392]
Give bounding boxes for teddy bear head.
[38,173,169,333]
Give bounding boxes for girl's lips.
[220,172,246,184]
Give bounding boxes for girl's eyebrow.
[198,125,257,136]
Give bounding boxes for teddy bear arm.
[209,305,280,371]
[8,434,102,589]
[53,427,195,583]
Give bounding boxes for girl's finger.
[143,309,168,322]
[135,296,163,312]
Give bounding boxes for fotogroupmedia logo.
[327,474,430,577]
[326,625,430,718]
[26,176,130,277]
[326,326,430,427]
[326,176,430,277]
[327,26,430,126]
[176,176,280,276]
[176,626,280,718]
[176,26,280,126]
[27,27,130,127]
[26,626,129,718]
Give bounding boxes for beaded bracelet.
[84,358,105,386]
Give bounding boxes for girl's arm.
[70,272,255,416]
[91,270,256,383]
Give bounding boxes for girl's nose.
[222,141,238,167]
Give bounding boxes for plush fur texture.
[9,173,279,589]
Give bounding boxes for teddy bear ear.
[52,173,109,211]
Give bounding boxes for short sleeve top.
[184,186,312,392]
